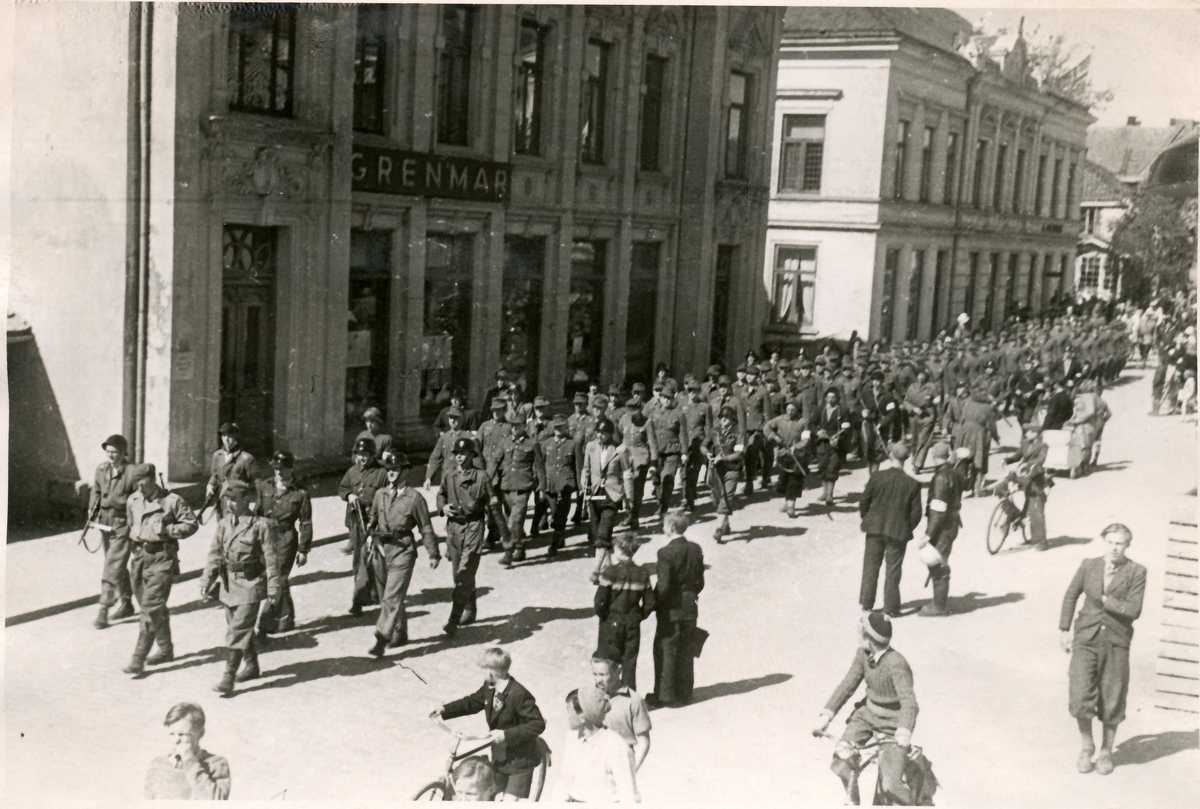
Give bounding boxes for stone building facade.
[764,8,1092,350]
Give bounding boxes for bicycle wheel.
[529,739,552,800]
[412,780,452,801]
[986,500,1011,555]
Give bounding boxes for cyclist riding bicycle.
[813,612,918,805]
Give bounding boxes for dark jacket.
[925,464,964,537]
[1059,556,1147,648]
[539,434,581,493]
[595,559,656,622]
[255,479,314,553]
[442,678,546,774]
[655,536,705,622]
[859,466,923,542]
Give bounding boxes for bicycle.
[985,475,1027,555]
[413,715,550,801]
[815,730,928,806]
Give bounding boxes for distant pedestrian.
[549,685,640,803]
[595,532,655,690]
[201,479,281,693]
[90,434,140,629]
[123,464,199,674]
[1060,524,1146,776]
[144,702,230,799]
[592,652,652,772]
[433,648,547,801]
[650,512,704,708]
[857,442,923,617]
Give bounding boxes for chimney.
[1126,116,1141,126]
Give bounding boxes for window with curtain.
[772,246,817,329]
[580,40,609,164]
[227,5,296,116]
[514,20,546,156]
[725,72,751,178]
[778,114,825,192]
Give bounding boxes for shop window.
[502,237,545,396]
[422,234,474,421]
[772,246,816,329]
[566,240,606,395]
[514,20,546,156]
[580,41,609,164]
[436,5,474,146]
[626,242,660,384]
[778,114,824,193]
[227,5,296,116]
[346,230,391,451]
[353,4,388,134]
[639,55,666,171]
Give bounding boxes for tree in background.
[1111,194,1197,303]
[1023,27,1115,111]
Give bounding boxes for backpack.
[904,747,939,806]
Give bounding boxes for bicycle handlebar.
[813,729,893,750]
[431,714,493,742]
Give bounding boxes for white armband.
[886,402,896,410]
[840,422,851,429]
[929,499,947,512]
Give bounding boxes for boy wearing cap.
[201,479,281,692]
[355,407,393,459]
[366,451,441,654]
[339,437,387,615]
[1060,524,1146,775]
[492,416,547,566]
[438,438,509,634]
[917,443,964,616]
[433,648,547,801]
[532,415,581,557]
[123,465,200,674]
[814,612,918,805]
[90,434,140,628]
[255,451,312,636]
[205,424,256,520]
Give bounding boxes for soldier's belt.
[136,540,174,553]
[225,560,264,576]
[447,512,485,523]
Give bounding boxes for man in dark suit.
[434,647,546,800]
[858,442,924,617]
[651,512,705,707]
[1060,524,1147,776]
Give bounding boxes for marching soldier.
[491,415,546,567]
[425,407,473,489]
[763,401,811,518]
[204,423,256,521]
[438,438,508,635]
[90,434,140,628]
[739,364,775,495]
[648,387,689,520]
[533,415,581,557]
[338,437,387,616]
[478,397,515,549]
[366,450,440,655]
[201,479,281,694]
[917,443,965,616]
[123,464,199,674]
[619,402,658,531]
[568,392,597,526]
[680,378,713,512]
[255,451,311,637]
[527,395,554,442]
[704,406,745,542]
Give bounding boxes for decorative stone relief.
[224,146,307,199]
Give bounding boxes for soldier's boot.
[123,630,154,675]
[920,576,951,616]
[94,605,110,630]
[512,543,527,563]
[547,532,563,558]
[110,597,135,620]
[368,632,388,658]
[236,643,260,682]
[146,626,175,666]
[213,650,242,694]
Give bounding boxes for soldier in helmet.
[490,414,546,567]
[255,451,312,637]
[205,423,256,521]
[201,479,281,694]
[90,434,140,628]
[122,464,199,675]
[365,450,440,655]
[338,436,387,616]
[438,438,508,635]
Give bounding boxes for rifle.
[79,501,105,553]
[198,489,220,525]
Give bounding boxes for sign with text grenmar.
[352,145,511,203]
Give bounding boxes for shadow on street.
[683,672,794,707]
[1113,730,1199,766]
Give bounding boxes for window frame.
[353,5,388,135]
[892,120,910,200]
[725,71,752,179]
[638,54,667,172]
[1012,149,1027,213]
[972,139,988,208]
[436,5,475,147]
[771,244,818,330]
[513,19,547,156]
[777,113,826,193]
[580,39,611,165]
[992,143,1007,211]
[918,127,934,203]
[943,131,959,205]
[227,6,297,118]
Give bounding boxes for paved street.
[4,369,1197,805]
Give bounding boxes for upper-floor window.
[919,127,934,202]
[1079,255,1102,290]
[1050,157,1064,217]
[1066,162,1078,219]
[436,5,474,146]
[778,114,825,193]
[514,20,546,155]
[1035,153,1048,215]
[725,72,751,178]
[1012,149,1027,213]
[992,144,1007,210]
[972,139,988,208]
[228,5,296,116]
[892,121,910,199]
[580,40,609,164]
[1083,207,1098,235]
[353,4,388,134]
[943,132,959,204]
[639,55,667,171]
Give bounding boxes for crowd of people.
[78,304,1191,802]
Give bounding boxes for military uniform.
[596,558,656,690]
[680,395,713,510]
[739,379,775,493]
[367,481,440,646]
[124,468,199,671]
[254,469,312,634]
[338,446,388,611]
[205,428,256,521]
[438,448,507,630]
[619,408,658,529]
[492,423,547,561]
[920,458,964,616]
[704,418,744,520]
[90,437,140,623]
[649,402,689,517]
[533,425,581,555]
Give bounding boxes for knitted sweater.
[824,647,919,731]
